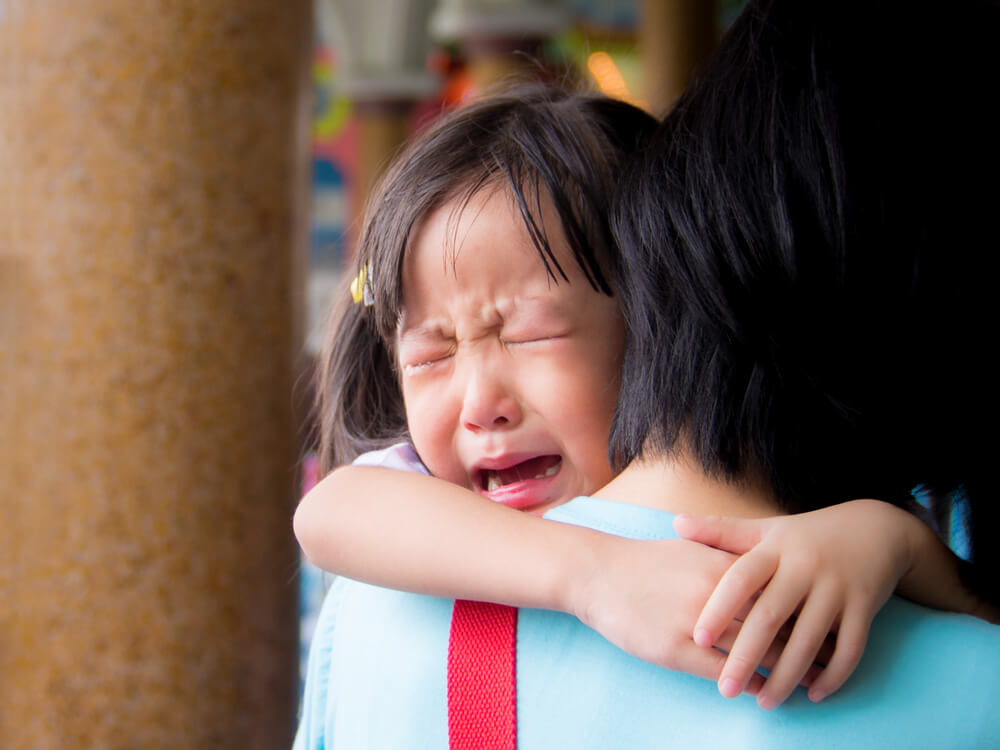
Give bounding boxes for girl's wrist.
[539,520,606,621]
[559,525,619,626]
[848,498,914,584]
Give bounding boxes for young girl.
[294,87,996,747]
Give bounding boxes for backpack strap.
[447,600,518,749]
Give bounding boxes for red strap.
[447,600,518,750]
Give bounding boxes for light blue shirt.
[295,484,1000,748]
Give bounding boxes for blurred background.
[0,0,819,747]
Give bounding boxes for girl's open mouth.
[478,455,561,492]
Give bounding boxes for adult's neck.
[596,455,780,519]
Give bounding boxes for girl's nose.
[459,368,522,433]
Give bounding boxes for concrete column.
[0,2,310,748]
[640,0,718,115]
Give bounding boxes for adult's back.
[296,498,1000,749]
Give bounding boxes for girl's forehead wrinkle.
[473,304,503,333]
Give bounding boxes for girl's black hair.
[612,0,999,598]
[317,85,657,471]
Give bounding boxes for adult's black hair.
[612,0,998,594]
[317,85,657,471]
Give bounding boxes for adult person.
[612,0,1000,603]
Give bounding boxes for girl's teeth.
[484,460,560,491]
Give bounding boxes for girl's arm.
[295,464,591,608]
[295,464,773,692]
[675,499,998,709]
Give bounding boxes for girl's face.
[396,187,624,516]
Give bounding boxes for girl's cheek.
[402,385,447,445]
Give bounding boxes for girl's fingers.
[764,620,833,675]
[694,549,777,647]
[668,637,729,683]
[674,514,764,555]
[715,621,788,673]
[806,605,873,703]
[705,621,772,697]
[714,569,807,698]
[662,624,768,698]
[813,628,837,666]
[745,671,766,696]
[678,641,768,698]
[755,588,840,709]
[799,661,823,689]
[713,619,825,700]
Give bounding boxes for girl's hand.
[569,534,809,696]
[674,500,927,709]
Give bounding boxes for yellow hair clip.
[350,263,374,306]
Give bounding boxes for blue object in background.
[311,158,346,270]
[910,483,972,560]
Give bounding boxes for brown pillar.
[0,2,309,748]
[640,0,718,116]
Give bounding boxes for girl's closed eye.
[401,350,453,376]
[501,322,571,348]
[397,322,455,377]
[501,335,563,352]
